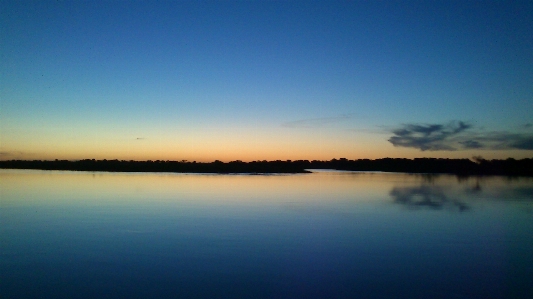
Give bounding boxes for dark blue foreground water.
[1,169,532,298]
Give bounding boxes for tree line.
[0,157,532,176]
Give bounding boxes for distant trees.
[0,157,532,176]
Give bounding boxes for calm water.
[1,169,532,299]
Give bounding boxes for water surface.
[1,169,532,298]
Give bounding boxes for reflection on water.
[391,173,533,212]
[1,169,532,299]
[390,185,469,211]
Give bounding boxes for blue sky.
[1,0,532,161]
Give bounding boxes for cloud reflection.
[390,185,469,211]
[495,187,533,202]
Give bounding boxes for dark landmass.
[0,159,309,174]
[1,157,532,176]
[310,157,533,176]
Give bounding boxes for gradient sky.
[1,0,532,162]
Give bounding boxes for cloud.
[388,121,471,151]
[0,151,28,159]
[136,137,146,140]
[459,140,483,149]
[511,137,533,149]
[0,151,26,156]
[282,114,354,128]
[473,132,533,150]
[388,121,533,151]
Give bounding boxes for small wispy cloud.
[0,151,28,159]
[136,137,146,140]
[388,121,533,151]
[282,114,354,128]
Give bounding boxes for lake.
[1,169,532,298]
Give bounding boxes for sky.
[1,0,532,162]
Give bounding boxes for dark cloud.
[476,133,533,150]
[388,121,533,151]
[511,137,533,150]
[388,121,471,151]
[459,140,483,149]
[282,114,354,128]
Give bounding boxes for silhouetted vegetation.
[0,159,309,174]
[1,157,532,176]
[308,157,533,176]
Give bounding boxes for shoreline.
[1,158,532,176]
